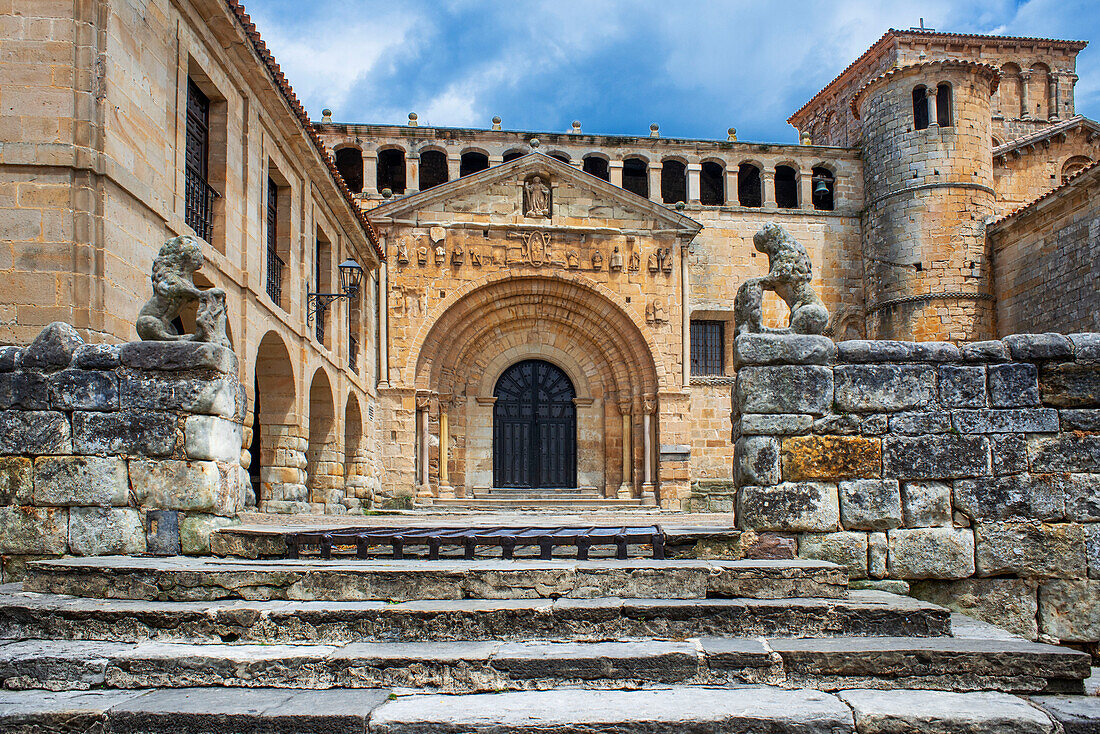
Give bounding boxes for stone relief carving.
[433,244,446,266]
[451,244,465,265]
[647,250,659,273]
[734,222,829,336]
[417,245,428,266]
[396,239,409,264]
[566,250,579,269]
[429,226,446,244]
[642,394,657,414]
[610,246,623,271]
[523,175,551,218]
[391,285,423,317]
[662,248,673,274]
[135,235,230,347]
[645,299,667,325]
[629,250,641,272]
[591,251,603,270]
[469,247,482,266]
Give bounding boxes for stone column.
[686,162,701,204]
[609,160,624,188]
[641,394,657,506]
[726,166,739,206]
[1020,72,1031,119]
[648,164,661,202]
[762,170,776,208]
[378,259,389,387]
[363,151,378,196]
[800,170,813,210]
[489,154,504,168]
[680,245,690,389]
[1050,71,1060,120]
[447,154,461,182]
[926,87,939,128]
[416,394,432,498]
[438,398,453,498]
[406,153,420,194]
[618,398,633,499]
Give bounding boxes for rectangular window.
[265,178,283,305]
[184,78,217,241]
[691,320,725,375]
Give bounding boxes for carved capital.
[642,394,657,414]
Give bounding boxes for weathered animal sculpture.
[734,223,829,336]
[135,235,231,347]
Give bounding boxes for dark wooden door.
[493,360,577,488]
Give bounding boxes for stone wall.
[728,332,1099,648]
[0,324,246,581]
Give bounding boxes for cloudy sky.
[247,0,1100,143]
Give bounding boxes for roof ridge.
[890,28,1088,49]
[992,115,1098,155]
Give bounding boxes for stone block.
[731,333,835,368]
[887,528,975,579]
[1060,409,1100,431]
[733,366,832,415]
[910,578,1039,639]
[889,411,950,435]
[72,410,176,457]
[1040,363,1100,408]
[0,346,22,371]
[1063,474,1100,522]
[129,459,238,515]
[953,475,1066,522]
[0,371,48,409]
[179,514,238,555]
[737,413,812,436]
[837,340,912,362]
[882,435,990,479]
[976,522,1086,579]
[1028,434,1100,473]
[952,408,1058,434]
[938,365,987,408]
[798,531,868,578]
[988,363,1039,407]
[32,456,129,507]
[839,688,1055,733]
[868,532,887,578]
[67,507,145,555]
[0,505,67,554]
[185,415,242,462]
[910,342,961,362]
[1069,333,1100,362]
[860,414,889,435]
[737,482,839,532]
[48,369,118,411]
[118,341,237,373]
[1003,332,1075,362]
[1085,524,1100,579]
[811,414,861,435]
[834,364,936,412]
[20,322,83,369]
[72,344,121,370]
[959,340,1009,363]
[0,410,71,455]
[739,531,798,559]
[839,479,901,531]
[781,435,881,481]
[901,481,952,527]
[0,459,33,512]
[734,436,780,486]
[991,433,1028,475]
[1040,580,1100,642]
[1032,695,1100,733]
[119,373,239,418]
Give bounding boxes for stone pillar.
[447,155,461,183]
[648,164,661,202]
[363,151,378,196]
[416,394,432,498]
[1050,71,1060,120]
[438,400,453,498]
[406,154,420,194]
[641,394,657,505]
[378,260,389,387]
[618,398,633,499]
[1020,72,1031,119]
[762,170,776,208]
[680,245,690,389]
[726,167,739,206]
[489,154,504,168]
[686,163,701,204]
[800,170,813,210]
[926,86,939,128]
[609,160,624,189]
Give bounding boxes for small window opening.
[335,148,363,194]
[737,163,761,207]
[936,83,952,127]
[913,85,930,130]
[502,150,524,163]
[550,153,570,163]
[774,165,798,209]
[377,149,406,194]
[184,78,216,241]
[660,160,687,204]
[690,320,725,376]
[700,162,724,205]
[418,150,448,190]
[583,156,609,181]
[1061,156,1092,183]
[811,167,834,211]
[622,157,648,197]
[459,151,489,177]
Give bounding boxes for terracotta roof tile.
[849,60,1000,120]
[992,115,1100,157]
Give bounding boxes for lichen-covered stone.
[32,456,129,507]
[0,457,32,505]
[1040,363,1100,408]
[1028,434,1100,473]
[72,344,121,370]
[952,408,1059,434]
[797,531,868,578]
[1085,524,1100,579]
[910,578,1040,640]
[1063,473,1100,522]
[129,459,238,515]
[901,481,952,527]
[988,363,1039,407]
[734,366,832,415]
[836,340,912,362]
[834,364,936,412]
[938,365,987,408]
[0,411,72,455]
[20,322,84,369]
[0,346,22,371]
[119,341,237,374]
[860,414,889,435]
[781,435,881,481]
[953,475,1066,522]
[991,433,1028,475]
[909,341,961,362]
[1003,332,1075,361]
[179,513,239,555]
[838,479,901,530]
[868,532,887,578]
[811,414,861,435]
[738,414,813,436]
[1039,580,1100,642]
[1059,409,1100,431]
[737,482,839,532]
[731,334,836,368]
[734,436,780,486]
[72,410,176,457]
[67,507,145,555]
[976,522,1086,579]
[882,435,990,479]
[0,371,48,410]
[184,415,243,462]
[0,505,67,554]
[959,340,1009,363]
[887,527,975,579]
[889,411,951,435]
[48,369,119,411]
[119,372,240,419]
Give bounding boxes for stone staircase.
[421,486,647,510]
[1,553,1097,732]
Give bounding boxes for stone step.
[424,497,646,509]
[0,635,1087,694]
[482,488,606,497]
[0,585,950,643]
[22,557,848,602]
[2,686,1091,733]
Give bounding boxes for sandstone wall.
[0,324,247,581]
[725,332,1099,647]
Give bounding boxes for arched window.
[700,161,724,205]
[936,83,953,127]
[335,148,363,193]
[737,163,761,207]
[582,155,609,181]
[661,159,686,204]
[418,149,448,191]
[913,85,930,130]
[550,152,570,163]
[775,165,798,209]
[811,167,835,211]
[376,148,406,194]
[459,151,489,177]
[1061,155,1092,183]
[1031,63,1051,119]
[502,149,524,163]
[622,157,648,198]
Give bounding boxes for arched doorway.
[252,331,301,508]
[307,368,338,505]
[493,359,576,488]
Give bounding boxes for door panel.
[493,360,576,488]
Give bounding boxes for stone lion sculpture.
[734,222,829,336]
[135,234,231,347]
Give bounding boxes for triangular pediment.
[367,152,702,234]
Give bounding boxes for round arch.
[306,367,338,506]
[344,392,363,489]
[251,330,300,508]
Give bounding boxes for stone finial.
[529,138,540,149]
[408,112,418,126]
[649,123,659,138]
[135,235,231,348]
[321,108,333,123]
[492,116,502,130]
[734,223,829,336]
[800,132,812,145]
[571,120,582,133]
[727,127,737,142]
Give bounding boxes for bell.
[813,179,831,196]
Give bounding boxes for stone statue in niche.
[417,245,428,266]
[396,239,409,265]
[610,246,623,271]
[629,250,641,272]
[645,299,667,325]
[734,222,829,336]
[135,235,230,347]
[591,250,603,270]
[524,175,551,218]
[566,250,579,269]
